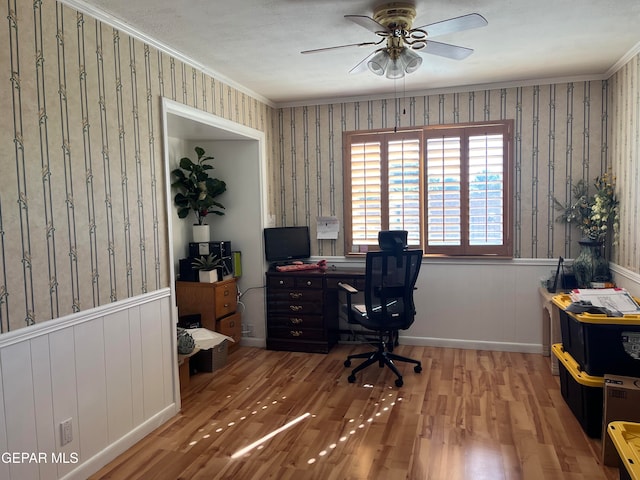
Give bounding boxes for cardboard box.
[178,358,190,392]
[602,375,640,466]
[191,340,229,373]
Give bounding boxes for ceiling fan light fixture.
[385,58,405,79]
[368,50,390,76]
[400,48,422,74]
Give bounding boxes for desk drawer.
[215,281,237,318]
[267,301,323,315]
[267,326,325,341]
[268,288,323,303]
[325,276,365,291]
[217,312,241,347]
[268,313,323,329]
[268,275,323,290]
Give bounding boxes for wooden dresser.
[175,278,241,351]
[265,269,365,353]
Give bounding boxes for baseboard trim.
[399,335,543,354]
[61,404,179,480]
[240,337,266,348]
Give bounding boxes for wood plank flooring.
[90,344,619,480]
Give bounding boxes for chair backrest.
[362,249,423,330]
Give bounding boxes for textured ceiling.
[74,0,640,106]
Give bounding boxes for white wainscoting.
[0,289,177,480]
[326,258,640,353]
[611,264,640,298]
[322,256,559,353]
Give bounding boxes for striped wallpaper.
[1,0,639,334]
[0,0,273,332]
[275,83,611,260]
[609,52,640,275]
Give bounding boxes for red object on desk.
[275,259,327,272]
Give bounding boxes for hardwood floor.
[90,344,619,480]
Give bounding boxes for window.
[343,121,513,257]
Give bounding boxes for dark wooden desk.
[265,268,365,353]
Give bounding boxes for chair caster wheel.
[344,360,351,367]
[348,375,356,383]
[414,365,422,373]
[395,378,403,387]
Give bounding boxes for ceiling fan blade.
[345,14,389,35]
[349,50,381,74]
[414,13,487,38]
[421,40,474,60]
[301,40,382,54]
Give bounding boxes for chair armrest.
[337,282,359,295]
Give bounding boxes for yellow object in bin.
[607,421,640,480]
[551,343,604,388]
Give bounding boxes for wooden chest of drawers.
[266,271,333,353]
[265,269,364,353]
[176,278,241,351]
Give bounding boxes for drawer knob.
[290,330,302,337]
[290,317,303,325]
[224,289,230,296]
[290,292,303,299]
[289,305,303,312]
[279,280,284,285]
[306,281,312,286]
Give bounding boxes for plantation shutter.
[388,137,421,245]
[350,140,382,246]
[426,135,462,250]
[468,133,505,246]
[425,126,510,255]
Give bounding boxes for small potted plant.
[191,254,224,283]
[171,146,226,242]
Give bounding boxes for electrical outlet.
[60,418,72,446]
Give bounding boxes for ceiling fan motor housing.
[373,2,417,31]
[373,2,426,58]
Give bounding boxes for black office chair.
[339,231,423,387]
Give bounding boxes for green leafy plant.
[191,254,223,272]
[171,146,227,225]
[554,172,619,243]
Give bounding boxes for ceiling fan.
[301,2,488,79]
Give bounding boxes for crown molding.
[58,0,640,111]
[605,40,640,77]
[60,0,275,108]
[275,74,609,109]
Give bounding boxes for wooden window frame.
[343,120,514,257]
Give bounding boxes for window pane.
[388,138,421,244]
[468,134,504,246]
[426,136,461,246]
[351,142,382,244]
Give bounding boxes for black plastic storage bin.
[552,343,604,438]
[553,294,640,377]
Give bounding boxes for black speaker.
[179,258,198,282]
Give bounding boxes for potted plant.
[171,146,226,242]
[554,172,619,287]
[191,254,225,283]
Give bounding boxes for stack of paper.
[569,288,640,314]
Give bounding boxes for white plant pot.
[193,224,210,243]
[198,269,219,283]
